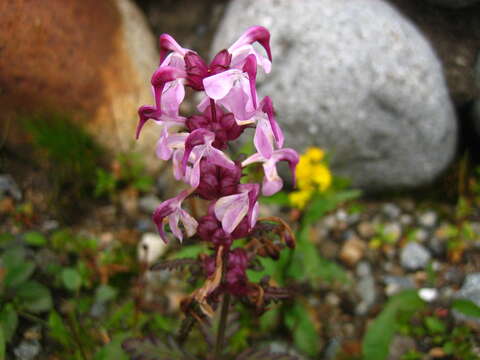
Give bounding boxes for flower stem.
[214,292,231,360]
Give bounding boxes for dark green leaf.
[47,311,71,347]
[362,290,425,360]
[452,299,480,318]
[424,316,446,334]
[23,232,47,246]
[61,268,82,292]
[303,190,361,226]
[0,303,18,342]
[17,281,53,313]
[4,261,35,289]
[122,335,196,360]
[0,325,5,360]
[95,284,118,303]
[94,333,129,360]
[285,302,319,357]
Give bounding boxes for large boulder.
[0,0,159,167]
[213,0,458,191]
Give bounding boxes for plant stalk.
[214,292,231,360]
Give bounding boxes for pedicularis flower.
[137,26,299,314]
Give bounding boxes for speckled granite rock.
[213,0,457,191]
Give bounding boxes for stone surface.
[0,174,22,200]
[340,235,366,266]
[424,0,480,8]
[14,340,41,360]
[454,273,480,322]
[400,242,432,270]
[213,0,457,191]
[356,262,377,315]
[0,0,160,168]
[138,232,167,265]
[383,275,416,296]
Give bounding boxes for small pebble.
[336,209,348,222]
[418,288,438,302]
[399,214,413,226]
[418,210,437,228]
[400,242,431,270]
[357,221,376,238]
[14,340,40,360]
[138,233,167,265]
[340,235,366,267]
[383,275,415,296]
[382,203,401,219]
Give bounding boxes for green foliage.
[284,302,319,357]
[95,151,154,198]
[452,299,480,318]
[362,290,425,360]
[302,189,361,226]
[22,113,104,215]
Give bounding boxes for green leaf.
[303,190,361,226]
[284,302,319,357]
[171,244,206,259]
[424,316,446,334]
[94,333,130,360]
[61,268,82,292]
[48,311,71,347]
[362,290,425,360]
[23,232,47,246]
[95,284,118,303]
[17,281,53,313]
[0,325,5,360]
[452,299,480,318]
[260,191,290,206]
[0,303,18,342]
[4,261,35,289]
[122,336,194,360]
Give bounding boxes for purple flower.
[195,159,242,200]
[214,184,260,234]
[186,104,246,150]
[152,189,198,243]
[180,128,236,188]
[242,149,299,196]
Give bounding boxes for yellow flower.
[312,164,332,192]
[304,147,325,162]
[289,189,313,209]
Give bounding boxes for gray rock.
[139,194,161,214]
[213,0,457,191]
[0,174,22,200]
[382,203,402,219]
[454,273,480,322]
[424,0,480,8]
[400,242,431,270]
[356,262,376,315]
[14,340,41,360]
[383,275,416,296]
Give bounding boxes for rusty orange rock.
[0,0,160,167]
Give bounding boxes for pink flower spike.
[159,34,189,63]
[152,189,198,243]
[229,26,272,62]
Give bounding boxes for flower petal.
[214,193,249,234]
[254,117,274,159]
[203,69,243,100]
[261,96,284,148]
[159,34,188,63]
[228,26,272,62]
